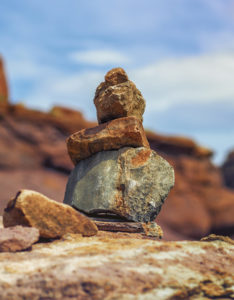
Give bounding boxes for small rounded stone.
[105,68,129,86]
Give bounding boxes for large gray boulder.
[64,147,174,222]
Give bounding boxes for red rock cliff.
[0,57,8,104]
[222,150,234,189]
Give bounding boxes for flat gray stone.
[64,147,174,222]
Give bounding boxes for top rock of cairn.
[94,68,145,124]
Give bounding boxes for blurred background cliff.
[0,0,234,240]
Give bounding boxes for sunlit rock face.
[67,116,150,165]
[3,190,98,238]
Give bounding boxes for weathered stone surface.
[201,234,234,245]
[67,116,149,165]
[93,219,163,238]
[64,147,174,222]
[142,222,163,238]
[0,225,39,252]
[0,222,233,300]
[94,68,146,124]
[3,190,98,238]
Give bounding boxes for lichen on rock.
[64,147,174,222]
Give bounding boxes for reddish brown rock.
[222,150,234,189]
[67,116,149,165]
[157,154,234,239]
[105,67,129,85]
[0,103,95,214]
[0,225,39,252]
[146,130,213,158]
[3,190,98,238]
[0,56,8,104]
[94,68,145,124]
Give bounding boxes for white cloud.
[130,52,234,112]
[70,49,130,66]
[23,69,104,120]
[22,51,234,120]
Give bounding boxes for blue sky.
[0,0,234,164]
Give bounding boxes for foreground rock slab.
[0,225,39,252]
[67,116,149,165]
[3,190,98,238]
[94,68,146,124]
[0,227,233,299]
[64,147,174,222]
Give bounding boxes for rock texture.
[93,220,162,237]
[65,147,174,222]
[0,225,39,252]
[0,56,8,103]
[0,217,233,300]
[94,68,145,123]
[3,190,98,238]
[67,116,149,165]
[222,150,234,189]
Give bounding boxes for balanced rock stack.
[64,68,174,233]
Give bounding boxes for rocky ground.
[0,217,233,300]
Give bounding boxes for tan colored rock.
[67,116,150,165]
[94,68,145,124]
[105,67,129,85]
[0,233,233,299]
[3,190,98,238]
[0,225,39,252]
[201,234,234,245]
[142,222,163,238]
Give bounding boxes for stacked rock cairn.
[64,68,175,237]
